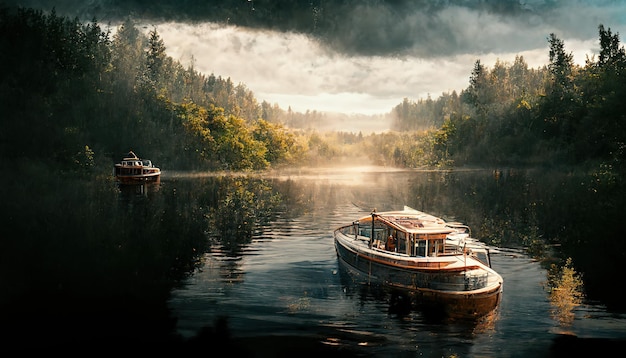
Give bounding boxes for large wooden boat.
[113,151,161,184]
[334,206,503,319]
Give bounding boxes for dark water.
[164,167,626,357]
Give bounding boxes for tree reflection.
[205,176,284,256]
[2,170,306,347]
[2,171,209,347]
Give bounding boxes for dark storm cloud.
[4,0,625,114]
[3,0,610,58]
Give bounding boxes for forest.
[1,5,626,348]
[2,7,624,172]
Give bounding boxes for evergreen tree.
[547,33,575,96]
[462,59,493,115]
[598,24,625,68]
[537,33,581,153]
[145,27,167,89]
[111,18,144,86]
[581,25,626,162]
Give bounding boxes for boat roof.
[123,151,139,160]
[360,206,456,235]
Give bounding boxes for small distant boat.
[334,206,503,319]
[114,151,161,184]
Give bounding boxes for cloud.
[7,0,626,115]
[151,22,481,114]
[9,1,626,57]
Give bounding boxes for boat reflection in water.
[117,181,161,196]
[334,206,503,320]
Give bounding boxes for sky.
[6,0,626,115]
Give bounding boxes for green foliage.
[2,7,625,174]
[71,145,96,177]
[392,92,463,132]
[462,59,494,114]
[546,257,585,327]
[174,101,217,167]
[146,27,167,86]
[211,110,268,170]
[547,33,575,92]
[391,25,624,169]
[0,7,111,163]
[0,7,307,172]
[253,119,305,165]
[432,117,456,167]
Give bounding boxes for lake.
[163,166,626,357]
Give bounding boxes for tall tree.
[582,25,626,161]
[547,33,574,96]
[598,24,626,68]
[537,33,580,148]
[111,19,144,83]
[462,59,493,114]
[146,27,167,87]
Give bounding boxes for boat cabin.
[120,159,153,167]
[345,212,456,258]
[119,152,155,168]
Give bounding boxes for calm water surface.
[166,167,626,357]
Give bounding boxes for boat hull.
[334,233,502,319]
[115,173,161,184]
[113,151,161,185]
[410,282,502,319]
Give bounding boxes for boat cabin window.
[358,223,387,240]
[429,239,444,257]
[414,237,445,257]
[396,231,407,254]
[416,240,426,257]
[356,222,391,249]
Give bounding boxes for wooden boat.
[334,206,503,319]
[113,151,161,184]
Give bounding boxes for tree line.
[2,6,625,173]
[390,25,626,170]
[0,7,316,173]
[284,25,625,171]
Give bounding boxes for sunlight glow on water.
[168,168,626,356]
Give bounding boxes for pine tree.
[146,27,167,87]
